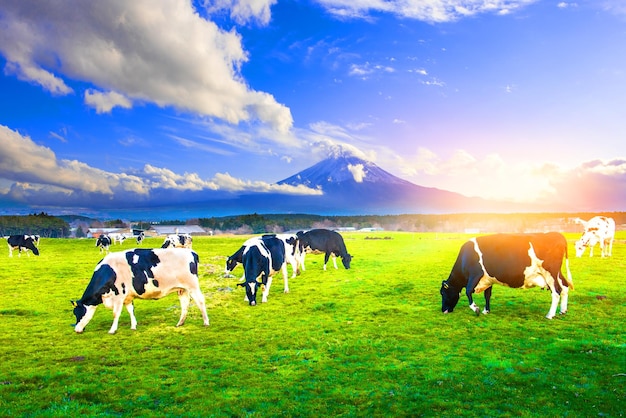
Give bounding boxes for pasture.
[0,232,624,417]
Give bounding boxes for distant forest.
[1,212,624,236]
[0,212,70,237]
[194,212,626,234]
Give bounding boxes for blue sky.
[1,0,626,217]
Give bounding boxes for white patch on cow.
[132,254,140,264]
[522,243,552,289]
[469,302,480,314]
[470,238,506,294]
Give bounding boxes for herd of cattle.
[1,215,618,333]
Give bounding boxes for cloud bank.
[0,125,321,210]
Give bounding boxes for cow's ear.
[442,281,449,289]
[236,282,245,288]
[70,300,78,307]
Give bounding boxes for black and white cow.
[296,229,352,270]
[71,248,209,334]
[235,235,288,305]
[108,233,127,245]
[161,234,193,249]
[6,235,40,257]
[440,233,573,319]
[574,216,615,258]
[136,231,145,245]
[226,234,300,279]
[96,235,112,253]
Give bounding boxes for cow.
[296,229,352,270]
[161,234,193,249]
[96,235,112,253]
[235,235,288,305]
[574,216,615,258]
[71,248,209,334]
[108,233,127,245]
[136,231,145,245]
[225,233,300,279]
[440,232,573,319]
[6,235,40,257]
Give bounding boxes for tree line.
[0,212,70,238]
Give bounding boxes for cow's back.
[474,233,567,288]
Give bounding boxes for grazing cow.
[96,235,112,253]
[226,234,301,279]
[6,235,40,257]
[108,233,127,245]
[236,235,288,305]
[161,234,193,249]
[71,248,209,334]
[440,232,573,319]
[136,231,145,245]
[296,229,352,270]
[574,216,615,258]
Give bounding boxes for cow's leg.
[290,260,298,278]
[332,254,339,269]
[125,303,138,330]
[301,253,306,272]
[482,287,493,314]
[546,287,560,319]
[8,245,13,257]
[559,285,569,315]
[262,277,273,303]
[465,273,483,315]
[323,252,330,270]
[281,264,289,293]
[589,245,594,257]
[189,287,210,326]
[176,289,191,327]
[109,302,125,334]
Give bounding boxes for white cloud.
[348,163,366,182]
[0,0,292,132]
[314,0,540,22]
[200,0,278,25]
[84,90,132,114]
[0,125,321,208]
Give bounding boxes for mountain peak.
[278,152,413,188]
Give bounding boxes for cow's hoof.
[560,310,567,315]
[482,309,490,315]
[545,315,554,320]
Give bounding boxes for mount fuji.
[235,150,525,215]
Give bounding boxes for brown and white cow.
[440,233,573,319]
[574,216,615,258]
[72,248,209,334]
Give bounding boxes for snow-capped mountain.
[272,151,516,214]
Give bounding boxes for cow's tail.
[563,249,574,290]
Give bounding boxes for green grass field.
[0,232,624,417]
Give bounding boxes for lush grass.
[0,232,624,417]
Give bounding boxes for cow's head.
[225,256,238,274]
[440,280,460,313]
[21,237,40,255]
[71,300,97,333]
[575,232,597,257]
[237,281,262,306]
[341,253,352,269]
